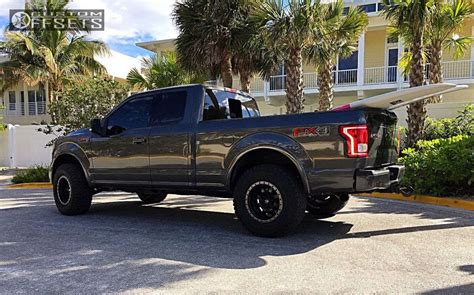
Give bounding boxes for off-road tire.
[137,192,167,204]
[306,194,349,217]
[233,164,307,237]
[53,163,93,216]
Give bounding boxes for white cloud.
[0,0,178,43]
[69,0,178,43]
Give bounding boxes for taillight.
[339,124,369,157]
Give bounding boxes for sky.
[0,0,179,57]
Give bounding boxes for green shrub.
[423,104,474,140]
[11,166,50,184]
[399,135,474,196]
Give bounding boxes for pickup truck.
[50,84,405,237]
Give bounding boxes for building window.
[27,89,47,115]
[36,89,46,114]
[28,90,36,115]
[387,36,398,44]
[270,63,285,91]
[336,51,358,84]
[359,4,377,13]
[20,91,25,116]
[8,91,16,111]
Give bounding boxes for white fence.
[0,125,59,168]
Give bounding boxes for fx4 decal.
[293,126,330,137]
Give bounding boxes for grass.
[11,166,50,184]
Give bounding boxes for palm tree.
[427,0,472,103]
[232,9,284,93]
[173,0,248,87]
[1,31,108,103]
[383,0,433,147]
[252,0,320,114]
[306,1,368,111]
[127,52,203,90]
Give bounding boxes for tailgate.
[365,110,399,168]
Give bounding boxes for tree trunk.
[239,69,252,93]
[208,63,219,83]
[317,60,334,111]
[285,48,304,114]
[428,42,443,103]
[220,51,233,88]
[407,32,427,147]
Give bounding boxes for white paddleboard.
[332,83,468,111]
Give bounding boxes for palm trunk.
[220,51,233,88]
[317,60,334,111]
[428,42,443,103]
[239,69,252,93]
[208,63,219,83]
[285,47,305,114]
[407,32,427,147]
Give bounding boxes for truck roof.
[130,84,252,98]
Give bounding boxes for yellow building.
[1,50,141,125]
[137,1,474,123]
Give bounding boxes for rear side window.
[202,89,260,121]
[203,92,227,120]
[150,91,187,126]
[107,95,154,134]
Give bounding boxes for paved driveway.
[0,188,473,294]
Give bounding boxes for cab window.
[106,95,154,135]
[150,91,187,126]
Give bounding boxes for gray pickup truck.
[50,84,404,237]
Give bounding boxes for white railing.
[269,75,286,91]
[442,60,474,80]
[27,101,46,116]
[5,102,47,117]
[304,72,318,89]
[365,66,398,84]
[6,103,23,116]
[207,60,473,96]
[250,77,265,93]
[334,69,358,86]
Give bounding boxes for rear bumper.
[355,165,404,192]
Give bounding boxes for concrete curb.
[4,183,53,189]
[355,192,474,211]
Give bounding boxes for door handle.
[132,137,146,144]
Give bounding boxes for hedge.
[399,135,474,197]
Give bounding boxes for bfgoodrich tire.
[137,192,167,204]
[233,164,307,237]
[53,163,93,216]
[306,193,349,217]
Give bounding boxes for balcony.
[4,101,46,117]
[224,59,473,97]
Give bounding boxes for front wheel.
[233,164,307,237]
[306,193,349,217]
[53,163,93,216]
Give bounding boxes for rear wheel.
[137,192,167,204]
[306,193,349,217]
[233,164,307,237]
[53,163,93,215]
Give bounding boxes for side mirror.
[90,119,103,136]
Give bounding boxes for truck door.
[148,89,193,187]
[90,94,154,186]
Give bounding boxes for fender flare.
[225,132,312,193]
[51,142,91,185]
